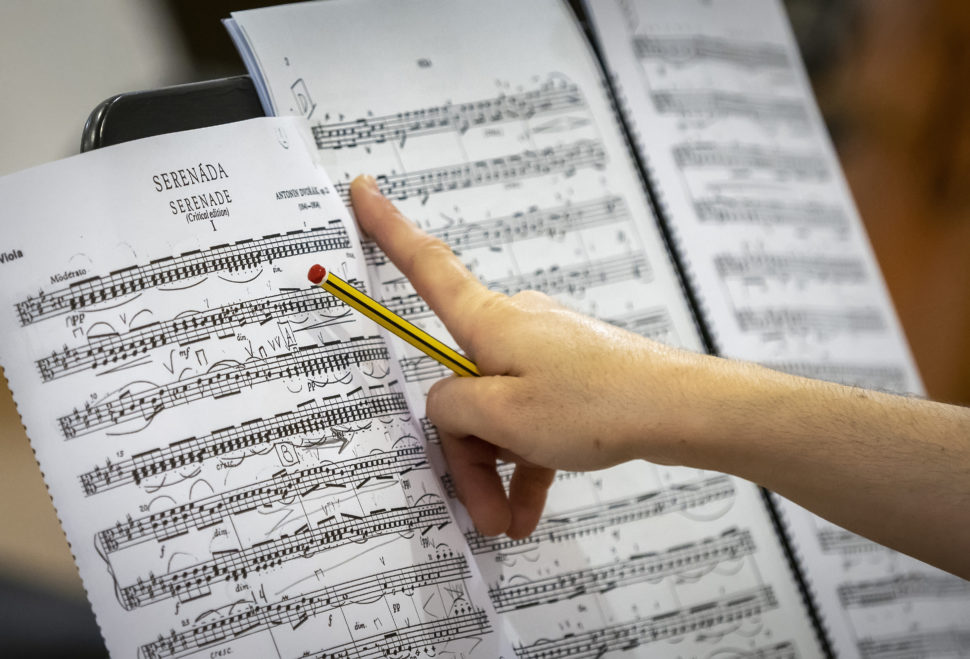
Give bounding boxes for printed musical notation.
[489,253,652,297]
[714,252,867,285]
[737,643,800,659]
[363,196,631,267]
[139,551,475,659]
[857,630,970,659]
[434,195,630,252]
[95,446,429,553]
[693,197,848,230]
[490,528,755,612]
[300,608,492,659]
[514,586,779,659]
[465,475,735,554]
[57,335,389,439]
[735,307,886,337]
[382,254,650,322]
[651,90,809,126]
[838,573,970,609]
[397,354,450,384]
[313,79,585,150]
[633,34,790,69]
[79,389,409,495]
[672,142,829,179]
[817,527,882,556]
[750,644,800,659]
[35,284,366,382]
[333,139,607,206]
[603,307,675,341]
[15,224,349,327]
[419,417,439,444]
[117,498,451,609]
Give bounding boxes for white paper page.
[0,117,512,658]
[229,1,823,655]
[584,0,970,655]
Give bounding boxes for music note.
[96,445,428,552]
[138,554,471,658]
[634,34,791,69]
[672,141,829,179]
[464,475,735,554]
[117,500,451,609]
[332,140,606,206]
[651,90,809,126]
[14,225,349,326]
[838,572,970,609]
[57,336,389,439]
[313,79,586,150]
[514,586,779,658]
[489,528,755,612]
[36,284,366,382]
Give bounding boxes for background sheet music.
[583,0,970,655]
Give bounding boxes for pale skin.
[349,174,970,579]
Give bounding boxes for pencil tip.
[307,264,327,284]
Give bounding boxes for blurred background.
[0,0,967,655]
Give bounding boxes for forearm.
[652,356,970,578]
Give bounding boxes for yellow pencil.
[307,264,480,377]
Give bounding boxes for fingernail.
[352,174,378,192]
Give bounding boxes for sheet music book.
[0,118,514,658]
[1,0,966,657]
[582,0,970,656]
[226,0,824,656]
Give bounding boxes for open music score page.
[0,118,513,658]
[229,1,824,655]
[584,0,970,655]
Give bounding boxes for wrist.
[619,348,794,472]
[613,342,727,467]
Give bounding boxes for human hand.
[349,175,707,539]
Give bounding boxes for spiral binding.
[620,93,721,356]
[762,490,837,658]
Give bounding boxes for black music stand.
[81,75,264,152]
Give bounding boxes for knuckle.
[464,291,510,340]
[474,290,509,317]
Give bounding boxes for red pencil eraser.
[308,264,327,284]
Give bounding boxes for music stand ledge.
[81,75,264,152]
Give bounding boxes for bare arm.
[349,175,970,578]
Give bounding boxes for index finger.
[350,175,495,348]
